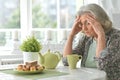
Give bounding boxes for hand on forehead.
[82,13,95,19]
[76,13,95,26]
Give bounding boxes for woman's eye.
[87,22,90,25]
[84,20,87,26]
[85,20,90,26]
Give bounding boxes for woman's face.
[80,13,96,37]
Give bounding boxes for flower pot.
[23,52,39,64]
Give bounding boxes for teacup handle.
[78,55,82,59]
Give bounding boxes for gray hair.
[76,4,112,33]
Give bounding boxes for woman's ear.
[104,20,112,30]
[105,20,111,27]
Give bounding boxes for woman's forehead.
[80,12,94,20]
[80,14,88,20]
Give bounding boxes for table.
[0,66,106,80]
[44,66,107,80]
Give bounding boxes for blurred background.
[0,0,120,65]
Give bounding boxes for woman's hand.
[70,16,82,37]
[86,14,106,58]
[63,16,82,57]
[86,14,105,38]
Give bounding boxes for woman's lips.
[85,31,89,34]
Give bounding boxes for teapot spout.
[38,53,44,65]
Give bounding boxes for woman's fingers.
[74,16,82,28]
[85,14,99,28]
[86,14,105,36]
[86,15,95,23]
[76,16,81,21]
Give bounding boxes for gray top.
[62,28,120,80]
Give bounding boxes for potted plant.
[20,36,42,63]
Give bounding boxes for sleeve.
[62,33,86,66]
[72,33,86,56]
[95,36,120,79]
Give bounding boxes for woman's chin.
[86,35,91,37]
[86,34,93,37]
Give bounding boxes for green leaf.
[20,36,42,52]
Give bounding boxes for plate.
[13,69,44,74]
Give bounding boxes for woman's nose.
[82,26,87,31]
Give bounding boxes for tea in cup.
[67,54,81,69]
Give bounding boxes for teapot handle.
[54,51,62,61]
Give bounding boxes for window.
[60,0,76,28]
[32,0,57,28]
[31,0,84,44]
[32,0,58,43]
[0,0,20,51]
[0,0,84,53]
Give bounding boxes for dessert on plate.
[16,61,44,71]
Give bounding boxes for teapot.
[38,49,62,69]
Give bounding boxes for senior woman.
[62,4,120,80]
